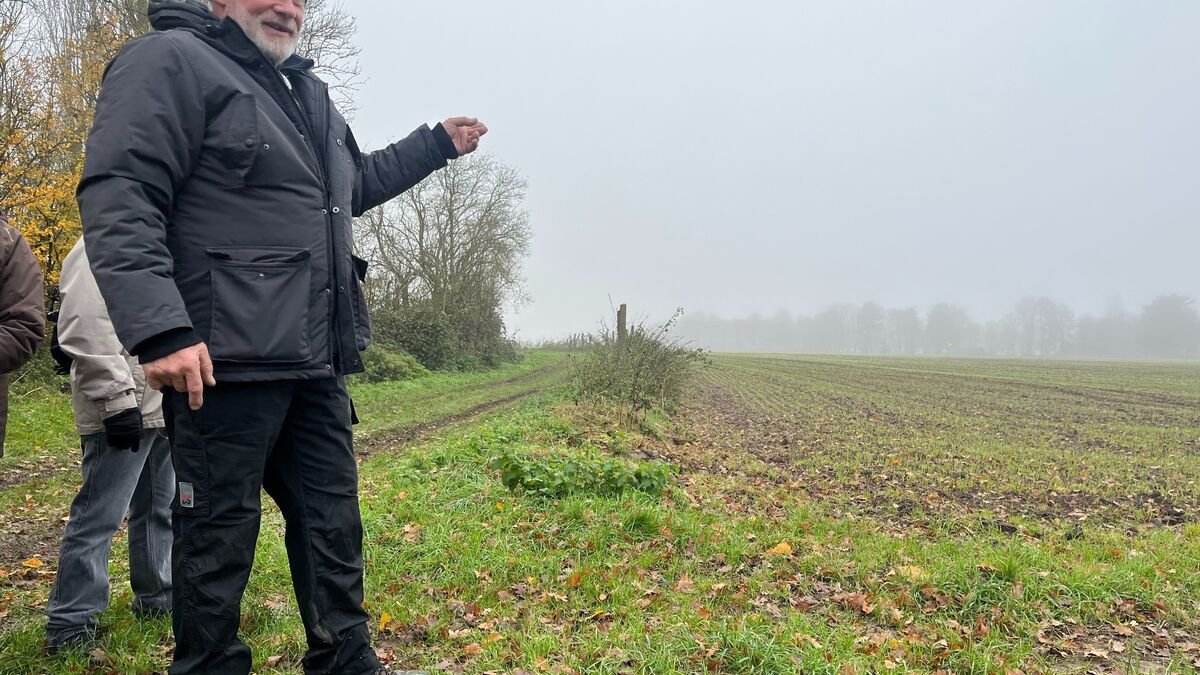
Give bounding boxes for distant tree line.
[675,295,1200,358]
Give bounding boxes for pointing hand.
[442,116,488,156]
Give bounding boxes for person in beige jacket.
[44,238,173,651]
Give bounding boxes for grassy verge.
[0,351,567,551]
[2,354,1198,673]
[0,352,570,671]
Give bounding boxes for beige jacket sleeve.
[58,240,137,415]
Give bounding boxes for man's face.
[215,0,305,65]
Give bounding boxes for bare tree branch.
[353,153,532,322]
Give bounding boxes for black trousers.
[164,377,379,675]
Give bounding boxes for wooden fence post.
[617,303,628,357]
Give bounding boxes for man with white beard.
[77,1,484,672]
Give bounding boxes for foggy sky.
[346,1,1200,340]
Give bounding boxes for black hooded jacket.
[78,2,458,380]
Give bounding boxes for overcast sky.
[346,1,1200,340]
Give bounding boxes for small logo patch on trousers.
[179,482,195,508]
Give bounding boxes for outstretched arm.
[351,117,488,216]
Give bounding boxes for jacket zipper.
[264,63,342,373]
[313,80,345,372]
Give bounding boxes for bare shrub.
[571,310,707,414]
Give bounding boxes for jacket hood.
[148,1,315,74]
[148,0,218,32]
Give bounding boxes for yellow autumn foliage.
[0,9,136,289]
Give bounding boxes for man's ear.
[210,0,228,18]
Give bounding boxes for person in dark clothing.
[76,1,485,673]
[0,212,46,458]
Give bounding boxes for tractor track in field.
[357,358,570,414]
[353,358,570,455]
[356,385,551,457]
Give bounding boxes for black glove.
[103,408,143,452]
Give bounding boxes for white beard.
[226,4,300,65]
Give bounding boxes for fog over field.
[347,1,1200,342]
[5,4,1200,668]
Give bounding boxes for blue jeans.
[45,428,174,644]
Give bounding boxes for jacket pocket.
[345,127,365,170]
[207,247,312,363]
[211,93,259,189]
[350,254,371,351]
[165,393,210,519]
[351,254,368,282]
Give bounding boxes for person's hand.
[103,408,143,452]
[441,117,488,156]
[143,343,216,411]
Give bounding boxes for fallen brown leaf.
[895,565,928,581]
[794,633,822,648]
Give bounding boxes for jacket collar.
[149,3,315,75]
[147,0,218,32]
[211,19,316,75]
[280,53,316,75]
